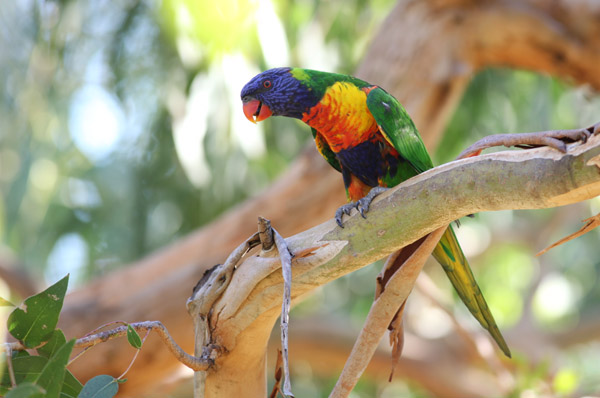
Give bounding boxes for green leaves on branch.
[1,274,127,398]
[36,339,76,398]
[7,274,69,348]
[4,382,46,398]
[126,324,142,349]
[1,275,82,397]
[37,330,68,358]
[79,375,120,398]
[0,340,83,398]
[1,355,47,394]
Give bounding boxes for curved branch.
[204,135,600,396]
[457,123,599,159]
[330,227,447,397]
[6,321,210,371]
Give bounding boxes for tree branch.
[6,321,210,371]
[457,123,599,159]
[268,320,504,398]
[202,134,600,396]
[329,226,447,397]
[58,1,600,393]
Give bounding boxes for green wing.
[367,87,511,357]
[366,87,433,174]
[312,128,341,172]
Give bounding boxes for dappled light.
[2,0,600,397]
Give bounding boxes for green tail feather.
[432,226,511,357]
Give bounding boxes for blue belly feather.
[336,139,400,188]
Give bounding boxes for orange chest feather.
[302,82,379,151]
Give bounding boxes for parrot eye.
[263,80,272,89]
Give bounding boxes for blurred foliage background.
[1,0,600,397]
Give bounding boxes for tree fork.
[202,133,600,396]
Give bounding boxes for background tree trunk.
[59,0,600,395]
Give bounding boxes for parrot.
[241,67,511,357]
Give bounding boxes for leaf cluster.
[2,275,141,398]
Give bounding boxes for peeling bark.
[203,136,600,396]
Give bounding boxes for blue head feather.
[240,68,318,119]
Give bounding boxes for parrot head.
[241,67,317,123]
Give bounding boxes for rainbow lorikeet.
[241,67,511,357]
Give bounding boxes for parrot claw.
[334,207,347,228]
[358,205,366,218]
[335,203,355,228]
[334,187,390,228]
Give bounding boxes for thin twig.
[269,349,284,398]
[258,218,291,396]
[375,237,428,381]
[330,226,447,398]
[456,123,598,159]
[8,321,211,371]
[82,320,128,338]
[387,300,405,382]
[5,344,16,388]
[536,213,600,256]
[118,329,151,380]
[273,228,295,398]
[67,345,93,366]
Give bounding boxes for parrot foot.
[335,187,389,228]
[457,121,600,159]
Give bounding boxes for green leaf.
[35,339,75,398]
[126,324,142,349]
[5,382,45,398]
[0,356,48,395]
[7,275,69,348]
[78,375,119,398]
[13,350,31,359]
[0,297,14,307]
[60,370,83,398]
[37,329,67,358]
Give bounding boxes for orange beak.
[243,99,272,123]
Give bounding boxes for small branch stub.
[269,349,284,398]
[258,216,275,251]
[537,213,600,256]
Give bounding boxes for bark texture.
[58,0,600,395]
[202,134,600,397]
